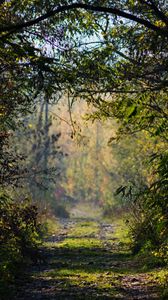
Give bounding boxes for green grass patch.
[67,221,99,238]
[58,237,102,249]
[41,217,61,237]
[112,218,130,244]
[40,267,119,298]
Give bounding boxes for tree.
[0,1,167,254]
[1,1,167,135]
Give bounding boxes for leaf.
[126,105,137,119]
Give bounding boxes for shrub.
[0,193,42,295]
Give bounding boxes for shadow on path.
[14,218,160,300]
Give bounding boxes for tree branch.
[139,0,168,26]
[0,3,167,38]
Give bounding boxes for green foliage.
[104,131,168,259]
[0,193,41,293]
[129,152,168,259]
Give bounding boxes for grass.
[111,218,130,244]
[58,237,102,249]
[42,216,61,237]
[14,213,167,299]
[39,219,129,298]
[67,221,99,238]
[41,218,146,298]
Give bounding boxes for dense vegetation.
[0,0,167,296]
[0,193,41,298]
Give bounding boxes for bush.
[0,193,42,295]
[129,196,168,262]
[124,152,168,263]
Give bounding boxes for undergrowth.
[0,192,42,299]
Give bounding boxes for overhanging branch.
[0,3,167,38]
[139,0,168,26]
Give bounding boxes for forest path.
[15,207,161,299]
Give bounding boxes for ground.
[13,204,167,300]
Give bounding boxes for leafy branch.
[0,3,167,40]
